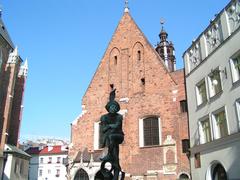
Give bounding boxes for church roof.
[0,16,14,48]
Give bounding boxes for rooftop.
[25,145,68,155]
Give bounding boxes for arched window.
[74,169,89,180]
[212,163,227,180]
[139,116,161,147]
[132,42,145,94]
[206,162,228,180]
[179,173,190,180]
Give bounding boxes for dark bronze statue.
[99,89,125,180]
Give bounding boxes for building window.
[48,157,52,164]
[194,153,201,168]
[114,56,117,65]
[40,157,43,163]
[196,79,207,106]
[199,117,212,144]
[179,173,190,180]
[212,163,227,180]
[39,169,43,177]
[99,123,104,149]
[180,100,188,113]
[230,53,240,83]
[137,50,141,60]
[14,159,19,173]
[20,160,24,174]
[56,169,60,177]
[139,116,161,147]
[208,68,222,97]
[212,109,228,139]
[236,100,240,128]
[144,117,159,146]
[141,78,145,85]
[57,157,61,163]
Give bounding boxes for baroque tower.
[155,23,176,72]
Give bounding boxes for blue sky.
[1,0,229,140]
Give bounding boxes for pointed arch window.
[114,56,118,65]
[137,50,141,60]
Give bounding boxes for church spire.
[124,0,129,13]
[155,19,176,72]
[159,19,168,42]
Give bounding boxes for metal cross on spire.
[160,18,165,30]
[124,0,129,13]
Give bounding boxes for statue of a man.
[100,89,124,180]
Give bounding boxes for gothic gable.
[82,12,176,109]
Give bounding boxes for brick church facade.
[0,14,28,177]
[69,8,189,180]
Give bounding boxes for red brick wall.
[70,13,189,179]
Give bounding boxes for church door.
[74,169,89,180]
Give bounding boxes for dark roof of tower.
[0,17,14,48]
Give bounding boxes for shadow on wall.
[227,145,240,180]
[0,66,12,138]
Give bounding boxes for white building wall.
[29,154,67,180]
[190,133,240,180]
[183,0,240,179]
[186,29,240,147]
[3,154,29,180]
